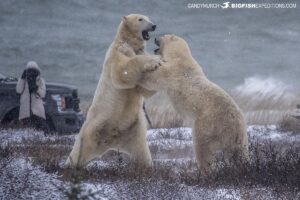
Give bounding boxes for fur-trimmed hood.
[26,61,41,71]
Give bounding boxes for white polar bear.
[139,34,249,171]
[66,14,160,167]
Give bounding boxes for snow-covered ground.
[0,125,299,199]
[0,158,62,199]
[1,158,293,200]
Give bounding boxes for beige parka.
[16,61,46,120]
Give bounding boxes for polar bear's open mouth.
[142,30,151,40]
[154,48,160,54]
[142,24,156,40]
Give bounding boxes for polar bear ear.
[170,35,178,41]
[122,16,128,22]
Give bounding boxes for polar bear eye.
[138,18,143,21]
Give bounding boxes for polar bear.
[139,34,249,170]
[66,14,160,168]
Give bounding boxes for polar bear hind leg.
[118,116,152,167]
[192,118,224,171]
[65,121,109,168]
[193,118,249,171]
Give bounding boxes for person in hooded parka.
[16,61,49,134]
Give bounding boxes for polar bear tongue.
[142,31,150,40]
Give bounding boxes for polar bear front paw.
[142,58,161,73]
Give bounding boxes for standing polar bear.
[66,14,160,167]
[139,34,249,170]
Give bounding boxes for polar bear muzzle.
[142,24,156,40]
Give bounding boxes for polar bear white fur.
[139,34,249,170]
[66,14,160,167]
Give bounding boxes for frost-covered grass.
[1,126,300,199]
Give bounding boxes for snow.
[147,127,192,141]
[247,125,300,141]
[0,128,74,147]
[2,126,299,150]
[148,125,300,143]
[215,188,240,200]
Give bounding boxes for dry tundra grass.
[0,133,300,190]
[1,132,300,199]
[278,115,300,133]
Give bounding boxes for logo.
[187,1,296,9]
[221,2,230,9]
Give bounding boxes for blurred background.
[1,0,299,127]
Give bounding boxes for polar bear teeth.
[142,31,150,40]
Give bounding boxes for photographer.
[16,61,49,134]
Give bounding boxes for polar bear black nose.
[152,25,156,31]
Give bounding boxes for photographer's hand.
[21,70,26,79]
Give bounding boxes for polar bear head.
[154,34,192,60]
[122,14,156,41]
